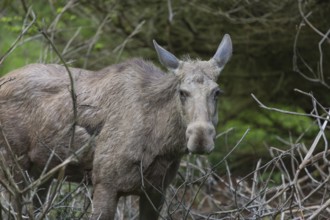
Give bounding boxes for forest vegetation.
[0,0,330,219]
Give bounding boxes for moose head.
[153,34,232,154]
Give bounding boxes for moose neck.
[142,72,187,157]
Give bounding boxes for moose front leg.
[91,183,118,220]
[139,189,165,220]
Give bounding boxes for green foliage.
[0,34,43,76]
[45,182,91,219]
[0,16,22,33]
[211,99,318,173]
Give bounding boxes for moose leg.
[91,183,118,220]
[139,189,164,220]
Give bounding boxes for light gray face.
[177,63,220,154]
[153,34,232,154]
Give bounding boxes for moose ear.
[153,40,180,71]
[212,34,232,71]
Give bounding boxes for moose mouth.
[186,122,216,155]
[186,142,215,155]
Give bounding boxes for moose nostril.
[186,127,193,136]
[207,127,212,135]
[206,126,215,136]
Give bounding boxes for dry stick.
[212,128,250,170]
[23,174,37,220]
[225,160,234,196]
[21,139,93,194]
[180,154,193,219]
[298,0,329,40]
[251,159,261,201]
[251,93,327,121]
[292,16,321,83]
[160,162,177,217]
[138,156,167,220]
[277,148,294,184]
[36,168,66,220]
[49,0,79,63]
[308,197,330,220]
[0,154,16,197]
[83,14,111,69]
[238,170,273,217]
[317,29,330,84]
[18,163,73,217]
[0,125,29,186]
[0,8,36,65]
[217,140,329,218]
[252,93,330,207]
[27,149,58,213]
[54,179,88,207]
[294,89,329,115]
[188,1,277,24]
[113,20,145,63]
[302,174,330,204]
[5,2,85,219]
[38,149,57,182]
[280,174,287,220]
[257,162,277,209]
[68,183,92,220]
[179,160,197,218]
[313,160,328,179]
[167,177,189,216]
[290,109,330,214]
[0,200,21,220]
[294,0,330,88]
[46,0,77,62]
[297,89,330,166]
[48,0,76,34]
[232,148,296,217]
[216,127,234,139]
[20,1,77,150]
[266,174,294,217]
[294,109,330,180]
[167,0,174,23]
[62,27,82,56]
[182,129,249,219]
[39,32,78,150]
[311,95,330,167]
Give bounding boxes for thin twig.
[251,93,327,120]
[0,8,36,65]
[20,0,78,150]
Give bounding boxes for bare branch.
[0,8,36,65]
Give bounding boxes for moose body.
[0,35,232,219]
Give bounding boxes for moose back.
[0,35,232,219]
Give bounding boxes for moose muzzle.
[186,122,216,154]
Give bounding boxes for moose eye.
[179,89,190,102]
[213,89,222,100]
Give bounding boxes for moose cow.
[0,34,232,219]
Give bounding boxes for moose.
[0,34,232,219]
